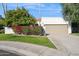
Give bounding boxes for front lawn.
[0,34,56,48]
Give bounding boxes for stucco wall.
[4,27,15,34]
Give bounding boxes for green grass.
[0,34,56,48]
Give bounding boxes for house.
[5,17,72,35]
[40,17,72,34]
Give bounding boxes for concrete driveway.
[47,33,79,56]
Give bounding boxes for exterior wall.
[4,27,15,34]
[41,17,72,34]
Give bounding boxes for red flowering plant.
[15,26,23,34]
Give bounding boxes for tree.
[63,3,79,33]
[63,3,79,23]
[5,7,37,26]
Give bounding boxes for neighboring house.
[40,17,72,34]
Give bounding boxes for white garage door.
[45,24,68,34]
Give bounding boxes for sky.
[0,3,63,18]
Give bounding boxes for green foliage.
[5,7,37,26]
[22,26,29,34]
[0,19,5,26]
[63,3,79,23]
[0,15,5,26]
[33,26,41,35]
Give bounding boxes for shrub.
[22,26,29,35]
[12,25,23,34]
[12,25,45,36]
[33,26,41,35]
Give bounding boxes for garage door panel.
[45,24,68,34]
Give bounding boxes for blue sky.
[0,3,63,18]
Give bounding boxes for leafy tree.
[63,3,79,33]
[5,7,36,26]
[63,3,79,23]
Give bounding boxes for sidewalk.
[0,41,66,56]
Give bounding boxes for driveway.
[47,33,79,56]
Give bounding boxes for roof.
[36,18,41,22]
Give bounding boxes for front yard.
[0,34,56,48]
